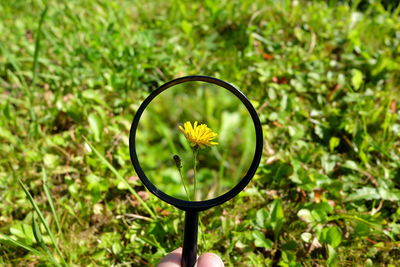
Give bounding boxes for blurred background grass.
[0,0,400,266]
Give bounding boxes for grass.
[1,0,400,266]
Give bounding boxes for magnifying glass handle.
[181,210,198,267]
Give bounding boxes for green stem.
[178,168,191,201]
[193,146,199,201]
[174,155,190,201]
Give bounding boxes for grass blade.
[31,5,48,87]
[32,214,44,245]
[42,168,62,234]
[32,214,63,267]
[83,137,156,219]
[18,178,67,266]
[0,233,62,267]
[0,234,42,255]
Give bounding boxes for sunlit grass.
[0,0,400,265]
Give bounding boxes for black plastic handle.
[181,210,198,267]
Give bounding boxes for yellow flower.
[179,121,218,148]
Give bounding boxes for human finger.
[197,252,224,267]
[157,247,182,267]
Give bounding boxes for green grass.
[1,0,400,266]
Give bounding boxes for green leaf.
[252,232,273,249]
[301,232,312,243]
[256,209,268,229]
[112,242,123,255]
[311,209,328,223]
[88,113,103,141]
[343,160,359,170]
[365,259,374,267]
[270,199,284,222]
[327,244,338,266]
[351,69,363,90]
[43,154,60,169]
[82,90,106,106]
[377,187,400,201]
[10,222,35,245]
[269,199,284,238]
[326,226,342,248]
[181,20,192,35]
[346,187,380,201]
[0,126,17,144]
[315,125,324,139]
[354,222,370,237]
[32,215,43,244]
[321,154,338,173]
[297,209,313,223]
[329,137,340,152]
[294,27,304,41]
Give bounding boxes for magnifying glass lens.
[135,81,256,201]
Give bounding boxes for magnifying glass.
[129,76,263,267]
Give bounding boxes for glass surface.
[135,81,256,201]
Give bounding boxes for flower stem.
[179,168,191,201]
[193,146,199,201]
[174,155,190,201]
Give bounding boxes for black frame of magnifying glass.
[129,75,263,212]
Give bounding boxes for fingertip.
[157,248,183,267]
[197,252,224,267]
